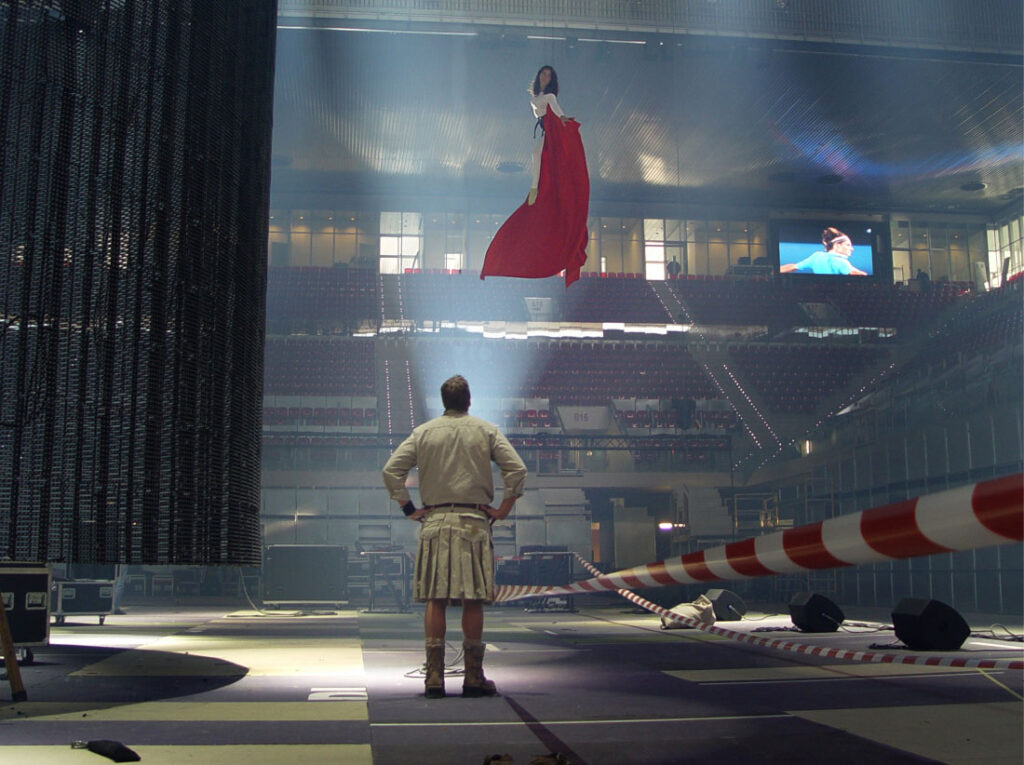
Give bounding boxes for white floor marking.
[371,713,791,727]
[699,671,1003,686]
[308,687,368,701]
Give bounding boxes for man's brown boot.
[424,638,446,698]
[462,640,497,697]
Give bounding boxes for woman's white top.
[531,92,565,120]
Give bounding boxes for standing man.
[382,375,527,699]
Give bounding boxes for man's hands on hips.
[397,498,517,522]
[398,500,429,522]
[486,496,517,522]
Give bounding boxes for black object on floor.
[84,740,142,763]
[789,592,845,633]
[892,597,970,651]
[705,588,748,620]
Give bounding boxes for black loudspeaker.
[519,546,570,586]
[789,592,845,632]
[892,598,970,651]
[263,545,348,605]
[704,588,747,620]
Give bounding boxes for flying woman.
[528,65,571,205]
[780,227,868,276]
[481,64,589,286]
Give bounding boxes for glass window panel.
[891,223,910,249]
[968,228,987,260]
[891,249,912,284]
[445,252,463,271]
[728,242,749,264]
[688,241,709,276]
[400,235,420,257]
[665,219,684,242]
[644,218,664,240]
[949,245,969,283]
[290,229,312,264]
[622,218,643,241]
[708,222,727,243]
[645,242,665,263]
[910,248,929,277]
[380,212,403,234]
[311,232,333,266]
[729,222,751,245]
[379,257,400,274]
[708,242,728,275]
[401,212,422,235]
[645,243,665,280]
[749,243,766,263]
[380,236,399,256]
[929,250,950,281]
[334,232,357,263]
[928,225,947,249]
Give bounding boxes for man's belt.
[423,503,489,512]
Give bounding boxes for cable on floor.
[404,642,466,677]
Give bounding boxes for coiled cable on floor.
[404,642,466,678]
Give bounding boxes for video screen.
[777,221,875,277]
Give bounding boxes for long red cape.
[481,107,590,287]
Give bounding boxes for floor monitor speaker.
[704,588,747,621]
[263,545,348,605]
[891,598,969,651]
[789,592,844,632]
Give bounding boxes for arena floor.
[2,603,1022,764]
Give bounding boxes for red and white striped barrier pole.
[495,473,1023,603]
[570,552,1024,670]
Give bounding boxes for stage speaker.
[704,588,747,620]
[495,559,523,586]
[520,546,570,586]
[789,592,844,632]
[892,598,969,651]
[263,545,347,605]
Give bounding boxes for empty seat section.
[265,267,380,331]
[264,337,375,396]
[728,344,883,413]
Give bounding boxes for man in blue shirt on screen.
[780,227,868,276]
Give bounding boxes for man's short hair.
[441,375,470,412]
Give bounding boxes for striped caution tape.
[569,552,1024,671]
[495,473,1023,603]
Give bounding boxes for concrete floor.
[1,602,1022,764]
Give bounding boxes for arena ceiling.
[269,19,1023,216]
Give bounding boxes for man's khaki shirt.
[381,410,527,506]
